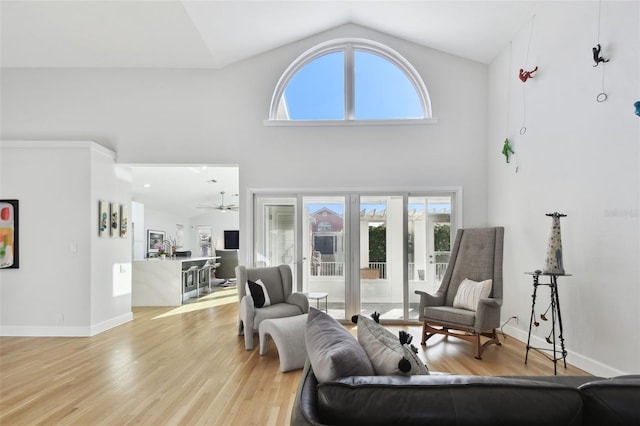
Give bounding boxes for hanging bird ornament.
[592,44,609,67]
[501,138,515,163]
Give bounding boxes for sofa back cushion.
[305,308,374,383]
[317,375,583,426]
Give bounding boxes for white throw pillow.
[357,315,429,376]
[452,278,492,311]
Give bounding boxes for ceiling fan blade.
[196,203,220,209]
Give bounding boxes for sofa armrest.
[291,362,331,426]
[579,375,640,426]
[287,292,310,314]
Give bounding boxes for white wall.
[131,202,238,257]
[0,24,490,248]
[143,207,187,254]
[487,1,640,375]
[0,141,132,336]
[90,146,133,331]
[189,210,240,252]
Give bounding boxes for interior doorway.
[127,164,239,259]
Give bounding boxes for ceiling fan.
[196,191,239,212]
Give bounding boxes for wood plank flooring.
[1,287,589,425]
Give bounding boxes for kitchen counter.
[132,256,219,306]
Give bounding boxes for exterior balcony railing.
[310,259,449,282]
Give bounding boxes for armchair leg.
[474,334,482,359]
[475,329,501,359]
[420,322,439,345]
[421,322,501,359]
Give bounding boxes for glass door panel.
[195,226,213,257]
[359,195,405,320]
[302,196,346,320]
[252,191,456,323]
[408,195,452,319]
[253,197,296,279]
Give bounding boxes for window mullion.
[344,44,355,120]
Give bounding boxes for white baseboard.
[502,324,627,377]
[1,312,133,337]
[89,312,133,336]
[1,325,92,337]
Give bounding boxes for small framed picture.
[120,205,128,238]
[147,229,165,253]
[110,203,120,237]
[99,200,109,237]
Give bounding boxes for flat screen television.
[224,230,240,250]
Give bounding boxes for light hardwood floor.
[1,287,589,425]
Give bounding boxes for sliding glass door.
[252,191,456,322]
[407,196,452,320]
[302,196,347,319]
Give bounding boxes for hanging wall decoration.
[99,200,109,237]
[502,138,515,163]
[110,202,120,237]
[518,15,537,136]
[592,43,609,67]
[518,66,538,82]
[634,101,640,116]
[593,0,609,103]
[502,42,519,172]
[120,205,128,238]
[543,212,567,275]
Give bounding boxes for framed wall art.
[99,200,109,237]
[110,202,120,237]
[147,229,165,253]
[0,199,19,269]
[120,205,128,238]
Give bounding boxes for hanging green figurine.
[501,138,515,163]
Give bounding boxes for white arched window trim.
[265,38,438,126]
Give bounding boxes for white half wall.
[488,1,640,375]
[0,141,132,336]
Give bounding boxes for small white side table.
[304,292,328,312]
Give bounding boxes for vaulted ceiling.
[1,0,546,69]
[1,0,547,219]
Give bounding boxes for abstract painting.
[0,199,19,269]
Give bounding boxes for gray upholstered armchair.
[415,227,504,359]
[236,264,309,350]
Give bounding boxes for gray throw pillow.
[357,314,429,376]
[305,308,375,383]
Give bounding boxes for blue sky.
[284,50,422,120]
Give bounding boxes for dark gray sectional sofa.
[292,308,639,426]
[291,363,640,426]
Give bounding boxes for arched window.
[269,39,433,123]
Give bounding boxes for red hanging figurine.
[519,66,538,82]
